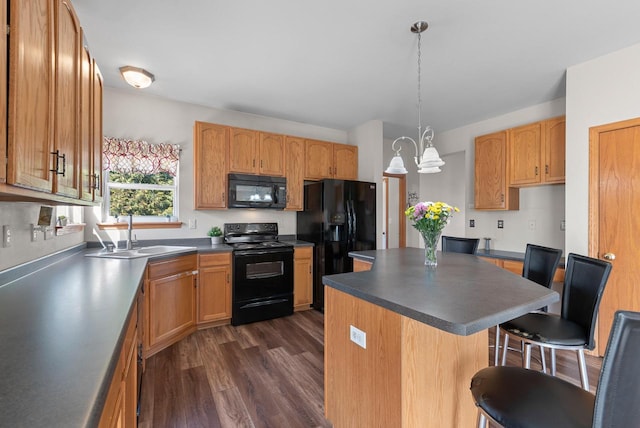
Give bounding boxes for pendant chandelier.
[385,21,444,175]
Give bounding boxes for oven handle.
[247,271,283,280]
[234,249,293,256]
[240,298,289,309]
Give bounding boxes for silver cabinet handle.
[603,253,616,260]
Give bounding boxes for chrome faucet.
[126,214,134,250]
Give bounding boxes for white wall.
[85,87,350,244]
[566,42,640,255]
[415,98,567,252]
[0,203,84,271]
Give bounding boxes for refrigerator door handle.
[350,200,357,244]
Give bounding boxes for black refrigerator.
[296,179,376,310]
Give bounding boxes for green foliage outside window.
[108,171,175,217]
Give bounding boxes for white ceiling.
[73,0,640,138]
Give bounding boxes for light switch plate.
[497,220,504,229]
[2,225,11,247]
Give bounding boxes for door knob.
[603,253,616,261]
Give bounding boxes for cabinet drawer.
[147,254,197,279]
[199,252,231,268]
[294,247,313,260]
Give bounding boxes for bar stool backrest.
[561,253,612,350]
[441,236,479,254]
[593,310,640,427]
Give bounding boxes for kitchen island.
[322,248,559,427]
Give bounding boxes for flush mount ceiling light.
[385,21,444,175]
[119,66,155,89]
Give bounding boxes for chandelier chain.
[417,30,422,137]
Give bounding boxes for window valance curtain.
[103,137,180,176]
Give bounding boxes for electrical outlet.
[469,219,475,228]
[528,220,536,231]
[350,325,366,349]
[31,224,39,242]
[561,220,566,231]
[497,220,504,229]
[2,225,11,247]
[188,219,197,229]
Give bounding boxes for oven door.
[232,248,294,325]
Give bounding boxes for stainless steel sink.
[85,245,197,259]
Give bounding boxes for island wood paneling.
[325,286,487,427]
[325,287,402,427]
[401,317,486,427]
[352,258,373,272]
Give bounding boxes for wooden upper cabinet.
[333,143,358,180]
[259,132,284,176]
[7,0,56,192]
[509,122,542,186]
[509,116,565,187]
[0,0,6,184]
[92,60,104,201]
[53,0,81,198]
[80,43,92,202]
[543,116,566,184]
[228,128,284,176]
[285,136,305,211]
[305,139,333,180]
[474,131,519,210]
[194,121,228,209]
[304,139,358,180]
[228,128,259,174]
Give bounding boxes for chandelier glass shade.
[385,21,444,175]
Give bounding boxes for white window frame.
[102,169,180,222]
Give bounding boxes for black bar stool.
[471,310,640,427]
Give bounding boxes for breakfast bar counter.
[322,248,558,427]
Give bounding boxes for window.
[103,137,180,221]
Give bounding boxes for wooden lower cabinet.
[294,247,313,310]
[144,254,198,358]
[197,253,232,325]
[99,299,139,428]
[478,256,564,282]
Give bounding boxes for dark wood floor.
[139,311,603,427]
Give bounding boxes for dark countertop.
[325,248,558,336]
[352,247,565,268]
[0,247,148,427]
[0,238,312,427]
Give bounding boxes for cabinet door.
[305,139,333,180]
[543,116,565,184]
[333,143,358,180]
[294,247,313,310]
[148,271,196,348]
[284,136,305,211]
[259,132,284,176]
[229,128,259,174]
[7,0,55,192]
[0,0,6,184]
[198,253,232,323]
[509,122,542,186]
[474,131,518,210]
[53,0,81,197]
[92,61,104,201]
[194,122,228,209]
[80,43,92,202]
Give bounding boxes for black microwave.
[228,174,287,209]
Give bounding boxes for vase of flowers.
[405,201,459,267]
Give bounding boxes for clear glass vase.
[421,231,442,267]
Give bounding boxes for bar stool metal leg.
[494,325,500,366]
[577,349,589,390]
[477,412,487,428]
